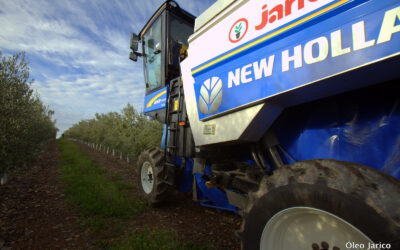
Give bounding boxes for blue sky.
[0,0,215,136]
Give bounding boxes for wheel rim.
[260,207,373,250]
[141,161,154,194]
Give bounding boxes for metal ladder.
[163,77,185,185]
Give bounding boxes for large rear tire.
[137,147,168,206]
[241,159,400,250]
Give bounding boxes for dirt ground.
[0,140,88,249]
[0,140,241,249]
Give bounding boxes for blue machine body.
[159,0,400,211]
[273,81,400,179]
[192,0,400,120]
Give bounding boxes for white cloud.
[32,71,145,135]
[0,0,215,136]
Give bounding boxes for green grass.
[110,228,214,250]
[58,139,146,218]
[57,139,213,249]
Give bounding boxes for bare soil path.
[0,140,241,249]
[0,140,89,249]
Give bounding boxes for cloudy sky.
[0,0,215,136]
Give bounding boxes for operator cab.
[130,1,195,121]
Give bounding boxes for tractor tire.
[240,159,400,250]
[137,147,168,206]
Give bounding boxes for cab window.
[143,17,162,92]
[169,14,193,69]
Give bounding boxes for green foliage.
[110,228,214,250]
[64,103,163,160]
[58,139,146,218]
[235,22,242,33]
[0,51,58,174]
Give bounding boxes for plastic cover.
[273,81,400,179]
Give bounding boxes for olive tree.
[0,51,58,184]
[64,103,163,160]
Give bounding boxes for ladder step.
[169,110,178,114]
[168,127,176,131]
[167,145,176,149]
[165,162,175,167]
[170,85,179,91]
[170,92,184,97]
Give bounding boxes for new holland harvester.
[129,0,400,249]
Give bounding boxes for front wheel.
[240,160,400,250]
[137,147,168,206]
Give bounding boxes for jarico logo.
[229,18,248,43]
[198,77,223,115]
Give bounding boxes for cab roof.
[138,0,195,40]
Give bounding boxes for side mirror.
[130,33,139,51]
[129,51,138,62]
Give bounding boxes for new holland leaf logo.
[235,22,242,34]
[199,77,223,115]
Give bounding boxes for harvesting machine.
[129,0,400,249]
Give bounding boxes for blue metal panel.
[273,81,400,179]
[176,158,194,193]
[192,0,400,120]
[172,157,238,212]
[195,172,238,213]
[143,86,168,114]
[161,124,169,150]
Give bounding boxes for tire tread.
[137,147,169,206]
[240,159,400,249]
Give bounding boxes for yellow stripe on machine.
[146,90,167,108]
[191,0,351,75]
